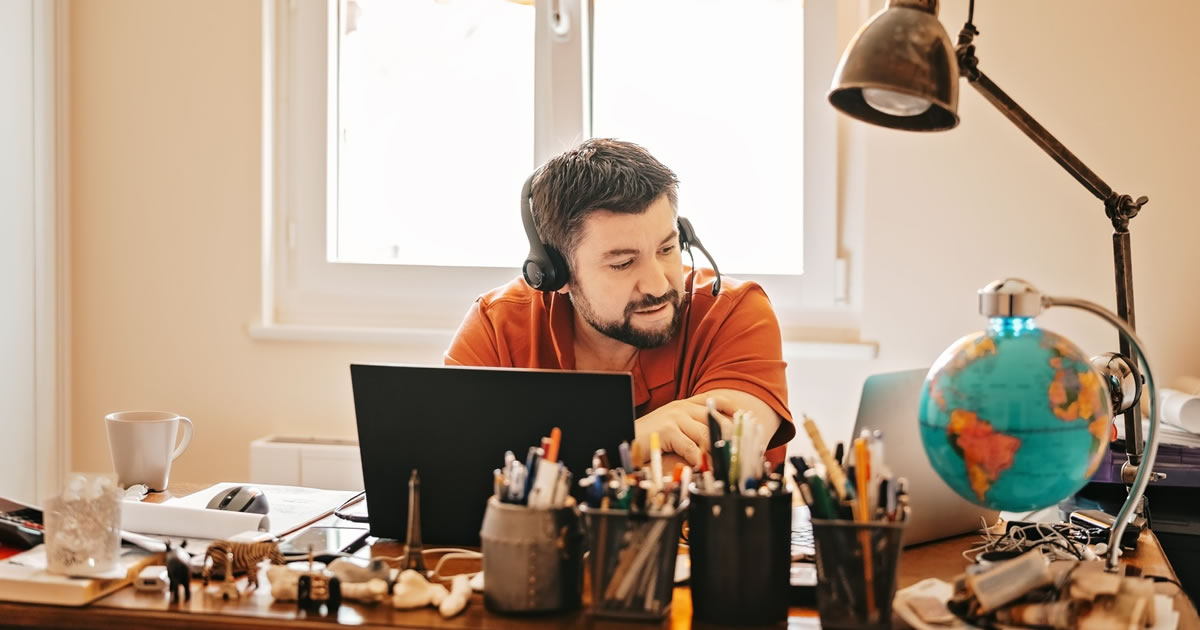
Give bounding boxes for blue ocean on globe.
[918,317,1113,512]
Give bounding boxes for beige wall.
[70,0,1200,484]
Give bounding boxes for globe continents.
[918,319,1113,512]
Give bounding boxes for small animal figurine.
[202,540,285,589]
[164,540,192,603]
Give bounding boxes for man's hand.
[634,395,737,467]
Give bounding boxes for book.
[0,546,156,606]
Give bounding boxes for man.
[445,139,793,467]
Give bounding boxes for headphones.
[520,173,722,296]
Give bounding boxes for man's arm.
[636,282,794,466]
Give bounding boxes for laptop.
[350,364,637,547]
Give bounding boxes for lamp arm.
[961,67,1111,202]
[1043,296,1159,572]
[959,38,1151,461]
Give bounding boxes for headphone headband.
[521,174,720,297]
[521,174,568,291]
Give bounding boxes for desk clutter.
[0,403,1188,629]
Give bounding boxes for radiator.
[249,436,364,491]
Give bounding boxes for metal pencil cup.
[810,519,906,630]
[479,497,583,614]
[687,490,791,626]
[579,501,687,620]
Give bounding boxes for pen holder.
[479,497,583,614]
[579,500,688,620]
[810,519,906,630]
[687,490,791,626]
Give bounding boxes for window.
[261,0,842,336]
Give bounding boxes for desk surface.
[1,486,1196,630]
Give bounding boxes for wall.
[70,0,1200,483]
[1,0,37,502]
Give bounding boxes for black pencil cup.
[479,497,583,614]
[687,490,791,626]
[579,501,687,620]
[810,519,905,630]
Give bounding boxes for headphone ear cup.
[543,245,568,291]
[523,245,569,292]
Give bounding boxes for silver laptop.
[850,368,998,547]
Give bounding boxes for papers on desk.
[162,482,359,537]
[120,483,359,544]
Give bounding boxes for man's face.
[563,194,686,349]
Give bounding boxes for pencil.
[854,437,876,617]
[802,415,849,501]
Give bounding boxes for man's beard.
[570,287,685,349]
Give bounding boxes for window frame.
[257,0,848,340]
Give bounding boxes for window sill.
[247,322,879,360]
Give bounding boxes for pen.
[729,411,744,491]
[649,432,664,492]
[833,442,844,468]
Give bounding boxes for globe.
[918,316,1114,512]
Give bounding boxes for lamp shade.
[828,0,959,131]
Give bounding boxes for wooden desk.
[1,486,1195,630]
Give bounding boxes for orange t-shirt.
[444,268,795,464]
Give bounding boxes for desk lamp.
[827,0,1162,557]
[827,0,1153,466]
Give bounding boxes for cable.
[333,490,369,523]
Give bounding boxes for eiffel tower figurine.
[401,469,427,573]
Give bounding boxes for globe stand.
[978,279,1161,572]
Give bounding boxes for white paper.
[121,501,269,540]
[1160,388,1200,434]
[6,545,144,580]
[162,482,359,537]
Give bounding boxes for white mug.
[105,411,193,491]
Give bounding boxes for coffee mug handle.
[172,416,194,461]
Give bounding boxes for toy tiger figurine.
[202,540,285,588]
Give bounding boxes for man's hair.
[530,138,679,268]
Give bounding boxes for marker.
[545,427,562,463]
[650,432,664,491]
[618,441,632,471]
[706,397,724,451]
[803,470,837,520]
[712,440,729,488]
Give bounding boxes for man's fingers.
[677,415,711,449]
[664,425,704,468]
[675,438,703,468]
